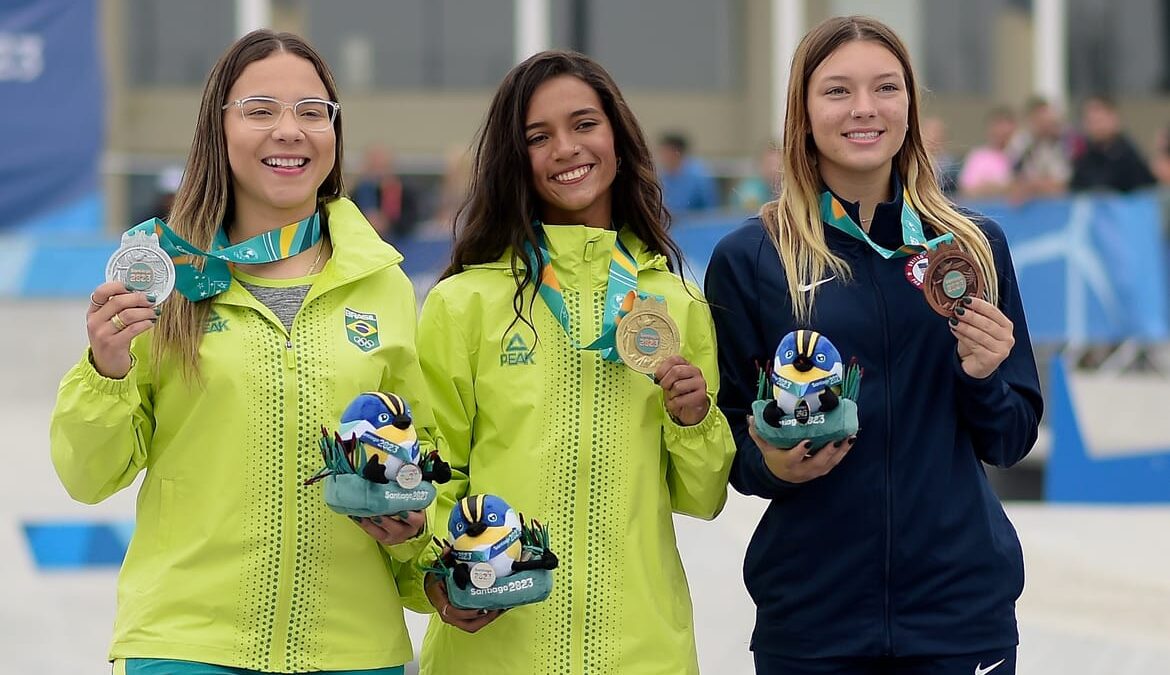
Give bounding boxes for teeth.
[846,131,880,140]
[264,157,307,168]
[554,165,591,182]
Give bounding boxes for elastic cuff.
[81,348,137,395]
[951,350,1002,392]
[663,394,725,437]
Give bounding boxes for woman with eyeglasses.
[50,30,433,675]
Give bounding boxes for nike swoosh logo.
[796,275,836,292]
[975,659,1006,675]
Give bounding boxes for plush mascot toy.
[754,330,861,455]
[426,494,558,611]
[305,392,451,517]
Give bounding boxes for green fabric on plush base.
[444,568,555,611]
[752,397,859,453]
[323,473,436,517]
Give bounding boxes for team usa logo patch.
[904,252,929,288]
[345,308,380,352]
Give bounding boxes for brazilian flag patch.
[345,308,380,352]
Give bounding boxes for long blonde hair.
[153,30,345,381]
[761,15,998,322]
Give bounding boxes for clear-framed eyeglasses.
[222,96,340,132]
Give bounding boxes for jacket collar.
[462,225,670,274]
[822,171,908,251]
[216,197,402,307]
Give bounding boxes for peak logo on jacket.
[500,333,535,366]
[204,310,229,333]
[345,308,380,352]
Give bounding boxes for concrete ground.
[4,299,1169,674]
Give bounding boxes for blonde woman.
[705,16,1042,675]
[51,30,432,675]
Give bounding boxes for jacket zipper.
[866,252,894,654]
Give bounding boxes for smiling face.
[806,40,909,191]
[525,75,618,229]
[224,51,336,227]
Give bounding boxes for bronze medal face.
[615,296,681,374]
[922,242,985,316]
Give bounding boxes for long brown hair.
[763,16,999,321]
[154,30,345,381]
[442,49,684,335]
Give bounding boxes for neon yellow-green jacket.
[415,225,735,675]
[50,199,434,673]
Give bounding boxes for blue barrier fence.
[3,192,1167,345]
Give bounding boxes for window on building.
[125,0,235,86]
[305,0,514,90]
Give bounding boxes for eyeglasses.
[223,96,340,132]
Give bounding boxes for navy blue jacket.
[704,188,1043,659]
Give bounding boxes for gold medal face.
[616,296,681,374]
[922,242,986,317]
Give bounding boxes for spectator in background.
[1151,125,1170,187]
[958,106,1017,199]
[922,116,960,195]
[657,132,719,214]
[414,144,472,240]
[1009,96,1074,200]
[1071,95,1156,193]
[730,140,781,212]
[352,143,420,240]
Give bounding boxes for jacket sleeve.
[416,287,475,546]
[661,283,736,520]
[378,277,437,564]
[704,230,802,499]
[953,220,1044,467]
[49,345,155,505]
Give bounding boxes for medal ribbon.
[819,189,952,259]
[523,225,639,363]
[125,212,322,301]
[452,528,522,563]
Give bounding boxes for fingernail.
[146,293,157,302]
[949,317,959,326]
[372,516,383,524]
[962,296,973,306]
[153,306,162,316]
[955,307,965,316]
[349,516,361,522]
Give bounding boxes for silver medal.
[470,562,497,589]
[105,230,176,303]
[395,463,423,489]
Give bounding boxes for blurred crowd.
[140,94,1170,245]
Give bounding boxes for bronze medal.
[922,242,986,316]
[615,295,681,374]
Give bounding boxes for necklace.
[306,240,326,275]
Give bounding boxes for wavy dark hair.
[442,49,685,334]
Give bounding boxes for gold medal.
[615,295,681,374]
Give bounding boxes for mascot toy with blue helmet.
[424,494,558,611]
[305,392,451,518]
[753,330,861,455]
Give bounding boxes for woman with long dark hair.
[415,50,735,674]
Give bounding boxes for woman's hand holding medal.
[86,281,159,379]
[949,296,1015,379]
[424,571,504,634]
[654,355,710,426]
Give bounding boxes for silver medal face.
[395,463,423,489]
[469,562,497,589]
[105,231,176,303]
